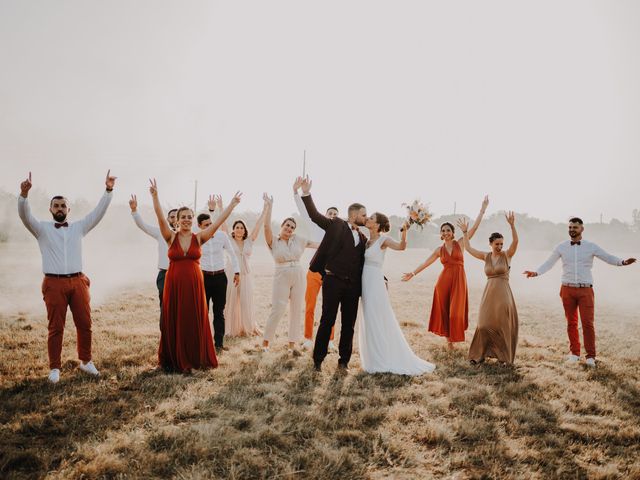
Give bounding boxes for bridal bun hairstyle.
[374,212,390,233]
[281,217,297,228]
[440,222,455,240]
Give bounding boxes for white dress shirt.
[294,193,326,244]
[201,230,240,273]
[535,239,624,285]
[131,211,169,270]
[18,191,113,275]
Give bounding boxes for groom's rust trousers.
[42,274,93,369]
[560,285,596,359]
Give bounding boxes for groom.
[299,176,367,371]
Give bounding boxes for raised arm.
[79,170,116,235]
[505,211,518,258]
[382,222,409,251]
[199,191,242,244]
[211,195,229,233]
[17,172,42,238]
[248,196,268,242]
[401,247,441,281]
[149,178,174,243]
[263,193,274,248]
[299,176,332,230]
[462,195,489,242]
[130,194,162,239]
[457,218,486,261]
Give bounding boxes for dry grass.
[1,247,640,479]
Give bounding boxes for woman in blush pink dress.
[224,196,269,337]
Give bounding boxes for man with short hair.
[18,170,116,383]
[524,217,636,367]
[293,177,339,351]
[197,195,240,351]
[129,194,177,326]
[299,176,367,372]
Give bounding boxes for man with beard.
[129,193,177,326]
[18,170,116,383]
[524,217,636,367]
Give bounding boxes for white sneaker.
[48,369,60,384]
[302,339,313,350]
[585,358,596,368]
[79,360,100,376]
[328,341,337,352]
[565,354,580,363]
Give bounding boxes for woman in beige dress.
[458,212,519,365]
[223,196,269,337]
[261,194,318,353]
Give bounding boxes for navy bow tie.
[55,222,69,229]
[570,241,581,246]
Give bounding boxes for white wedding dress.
[358,236,436,375]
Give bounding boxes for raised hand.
[481,195,489,212]
[505,211,515,226]
[207,194,216,211]
[293,176,304,193]
[263,192,273,208]
[523,271,538,278]
[229,191,242,206]
[149,178,158,197]
[456,217,470,233]
[215,195,223,210]
[105,169,117,190]
[20,172,32,197]
[129,194,138,212]
[300,175,312,195]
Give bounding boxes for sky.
[1,0,639,223]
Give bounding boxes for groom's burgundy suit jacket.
[301,194,366,282]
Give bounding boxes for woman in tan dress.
[458,212,519,364]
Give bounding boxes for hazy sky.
[1,1,639,222]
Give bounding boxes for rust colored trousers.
[41,274,93,369]
[560,285,596,359]
[304,270,334,341]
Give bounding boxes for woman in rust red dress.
[403,196,488,348]
[150,179,241,372]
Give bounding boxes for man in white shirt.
[524,217,635,367]
[18,170,117,383]
[293,177,339,351]
[197,209,240,351]
[128,194,177,326]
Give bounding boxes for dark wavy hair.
[232,220,248,240]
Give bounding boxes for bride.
[358,212,436,375]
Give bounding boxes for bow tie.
[55,222,69,229]
[570,241,581,246]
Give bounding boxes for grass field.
[1,245,639,479]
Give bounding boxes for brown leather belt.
[202,269,226,276]
[45,272,82,278]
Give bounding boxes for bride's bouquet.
[402,199,432,230]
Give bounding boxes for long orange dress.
[428,240,469,342]
[159,234,218,372]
